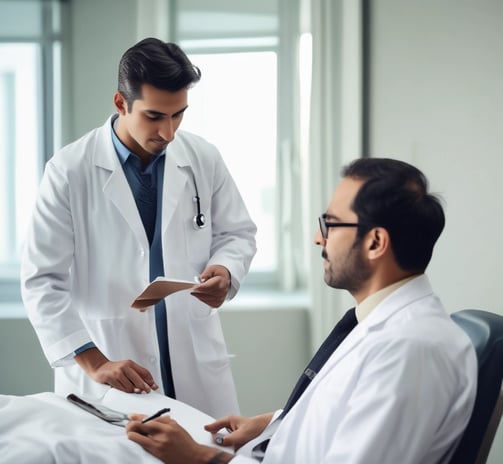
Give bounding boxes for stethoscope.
[191,173,207,229]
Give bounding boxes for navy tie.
[149,161,176,397]
[280,307,358,417]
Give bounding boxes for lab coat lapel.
[161,142,191,234]
[93,118,148,247]
[311,275,433,387]
[314,316,370,379]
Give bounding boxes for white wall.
[63,0,138,142]
[369,1,503,461]
[370,0,503,314]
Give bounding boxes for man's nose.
[314,228,325,246]
[159,119,175,142]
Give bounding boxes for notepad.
[131,277,199,310]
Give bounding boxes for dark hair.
[342,158,445,273]
[117,38,201,110]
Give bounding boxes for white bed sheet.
[0,390,228,464]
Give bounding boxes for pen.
[141,407,171,423]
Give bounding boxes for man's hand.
[191,265,231,308]
[204,413,274,451]
[74,348,158,393]
[126,415,231,464]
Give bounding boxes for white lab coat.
[233,275,477,464]
[20,116,257,418]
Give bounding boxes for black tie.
[280,307,358,418]
[251,308,358,460]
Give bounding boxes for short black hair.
[117,38,201,110]
[342,158,445,273]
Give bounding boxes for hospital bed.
[0,388,229,463]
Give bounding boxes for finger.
[212,429,246,449]
[112,368,138,393]
[132,363,158,389]
[191,291,225,308]
[105,371,133,393]
[190,281,215,293]
[205,417,234,433]
[214,434,227,446]
[198,268,213,282]
[124,365,155,393]
[127,429,149,444]
[126,418,163,435]
[128,417,175,441]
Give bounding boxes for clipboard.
[66,393,129,427]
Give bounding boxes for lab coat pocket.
[185,226,212,267]
[189,309,230,366]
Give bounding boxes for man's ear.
[365,227,390,260]
[113,91,128,115]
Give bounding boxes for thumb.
[197,270,212,283]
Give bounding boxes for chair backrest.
[449,309,503,464]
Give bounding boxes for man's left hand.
[191,265,231,308]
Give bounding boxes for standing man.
[126,158,477,464]
[20,38,256,418]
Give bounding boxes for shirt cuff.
[73,341,96,356]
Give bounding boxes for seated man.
[126,158,477,464]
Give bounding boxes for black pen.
[141,407,171,423]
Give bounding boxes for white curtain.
[307,0,363,350]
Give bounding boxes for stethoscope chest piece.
[192,195,207,229]
[193,210,206,229]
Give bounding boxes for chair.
[449,309,503,464]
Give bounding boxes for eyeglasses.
[318,214,365,239]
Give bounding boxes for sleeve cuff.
[73,341,96,356]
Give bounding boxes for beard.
[324,239,371,293]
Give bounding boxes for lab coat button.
[139,248,145,256]
[149,356,156,364]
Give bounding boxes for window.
[171,0,303,290]
[0,0,62,301]
[182,52,278,274]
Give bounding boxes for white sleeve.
[205,148,257,300]
[20,159,90,365]
[324,336,471,463]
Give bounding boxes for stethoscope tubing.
[191,172,206,229]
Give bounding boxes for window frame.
[0,0,63,303]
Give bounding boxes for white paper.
[131,277,198,310]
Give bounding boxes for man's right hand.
[204,412,274,451]
[74,347,158,393]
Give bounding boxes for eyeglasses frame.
[318,214,368,239]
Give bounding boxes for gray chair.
[450,309,503,464]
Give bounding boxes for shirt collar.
[111,114,131,165]
[355,275,419,322]
[110,114,165,167]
